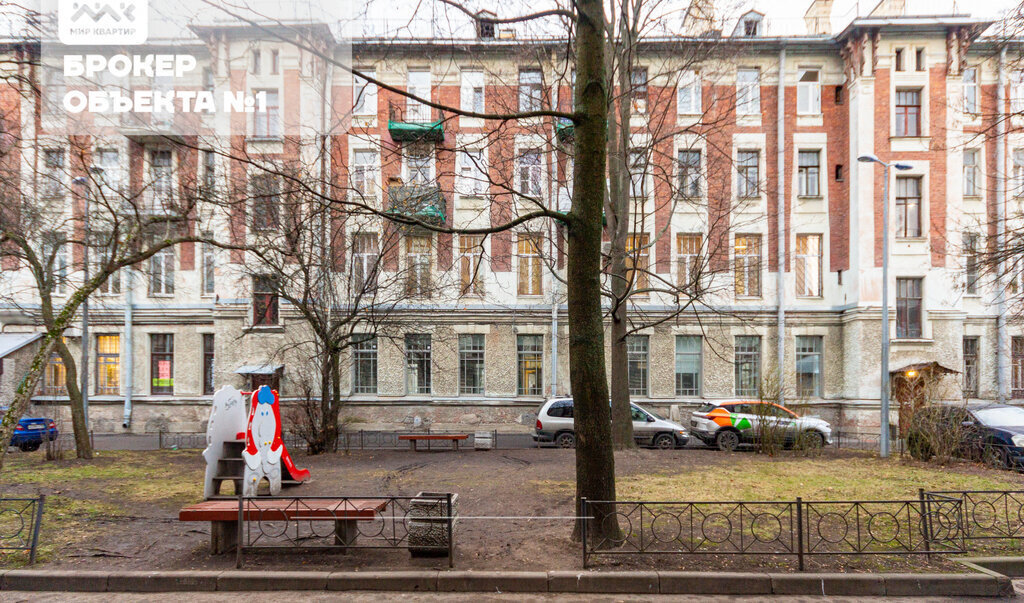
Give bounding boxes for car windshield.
[695,402,717,413]
[643,407,665,421]
[974,406,1024,427]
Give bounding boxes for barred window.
[405,334,431,394]
[675,335,702,396]
[795,234,822,298]
[795,336,823,398]
[353,335,378,394]
[734,335,761,397]
[458,334,485,395]
[517,334,543,396]
[627,335,649,396]
[96,335,120,396]
[734,234,761,297]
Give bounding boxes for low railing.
[924,490,1024,542]
[0,496,46,564]
[581,492,965,569]
[234,493,455,568]
[158,430,538,451]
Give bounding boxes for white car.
[689,401,833,451]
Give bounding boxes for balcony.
[388,101,444,143]
[386,184,446,226]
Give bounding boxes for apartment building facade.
[0,8,1018,435]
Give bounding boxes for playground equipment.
[202,385,310,498]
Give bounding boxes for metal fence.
[925,490,1024,542]
[581,492,965,569]
[234,493,455,568]
[154,430,538,451]
[0,496,45,564]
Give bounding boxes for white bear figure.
[202,385,247,499]
[242,386,283,497]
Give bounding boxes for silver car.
[533,397,690,449]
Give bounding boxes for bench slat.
[179,499,387,522]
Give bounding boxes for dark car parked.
[907,404,1024,469]
[1,407,59,452]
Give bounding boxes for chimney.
[682,0,716,36]
[869,0,907,17]
[804,0,833,35]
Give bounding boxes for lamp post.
[72,167,104,429]
[857,154,912,458]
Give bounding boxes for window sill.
[247,324,284,333]
[892,338,933,344]
[795,295,824,300]
[149,293,175,298]
[797,196,824,201]
[248,136,283,143]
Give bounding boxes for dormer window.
[734,11,764,37]
[744,19,759,36]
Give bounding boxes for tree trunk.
[328,348,341,453]
[571,0,619,544]
[54,338,93,459]
[312,352,333,454]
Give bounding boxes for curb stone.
[0,568,1013,595]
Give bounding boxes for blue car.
[1,408,59,452]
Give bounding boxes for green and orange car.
[689,401,833,452]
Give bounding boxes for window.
[405,235,432,297]
[405,334,431,394]
[251,174,281,230]
[517,334,543,396]
[202,334,215,395]
[461,69,484,113]
[795,234,823,297]
[405,143,432,185]
[458,334,485,395]
[628,149,649,199]
[270,50,280,75]
[40,350,66,396]
[797,69,821,114]
[96,148,121,197]
[42,149,64,198]
[252,276,279,326]
[895,176,922,238]
[1014,337,1024,398]
[963,336,979,398]
[734,335,761,397]
[834,85,844,104]
[896,277,923,338]
[677,233,702,292]
[964,232,980,295]
[41,232,68,296]
[406,70,430,122]
[459,234,484,295]
[252,90,281,138]
[92,335,120,396]
[352,335,377,394]
[630,68,648,114]
[915,48,925,71]
[202,67,214,92]
[798,150,820,197]
[458,148,487,196]
[895,90,921,137]
[677,70,700,114]
[1013,71,1024,114]
[202,149,216,192]
[353,71,377,116]
[148,245,175,296]
[351,149,378,198]
[517,149,542,197]
[675,336,702,396]
[1014,150,1024,197]
[795,336,823,398]
[202,238,215,296]
[519,69,543,111]
[150,334,174,395]
[517,233,543,296]
[352,233,379,292]
[626,233,650,292]
[734,234,761,297]
[736,68,760,115]
[963,67,978,114]
[737,150,759,198]
[743,18,760,36]
[894,48,905,72]
[96,240,121,295]
[149,149,173,207]
[835,164,844,182]
[678,150,701,198]
[627,335,649,396]
[251,49,261,74]
[963,149,979,197]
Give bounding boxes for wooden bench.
[179,498,387,554]
[398,434,469,452]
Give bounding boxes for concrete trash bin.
[474,431,493,450]
[407,492,458,557]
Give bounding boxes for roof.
[235,363,284,375]
[890,361,959,375]
[0,333,43,359]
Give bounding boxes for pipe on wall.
[997,46,1008,402]
[122,267,133,428]
[777,47,787,401]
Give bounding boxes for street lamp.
[72,167,104,430]
[858,154,912,458]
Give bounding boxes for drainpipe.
[122,267,133,428]
[997,47,1008,403]
[776,47,786,402]
[549,66,560,397]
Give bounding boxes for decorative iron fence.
[581,493,964,569]
[158,430,538,451]
[234,493,455,568]
[0,496,45,564]
[924,490,1024,542]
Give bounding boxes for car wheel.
[653,433,675,450]
[19,442,40,452]
[555,432,576,449]
[797,431,825,450]
[983,442,1009,469]
[715,430,739,452]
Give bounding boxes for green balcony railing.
[388,102,445,142]
[386,184,446,226]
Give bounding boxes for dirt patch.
[1,446,1023,572]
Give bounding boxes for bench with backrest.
[179,498,387,554]
[398,433,469,451]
